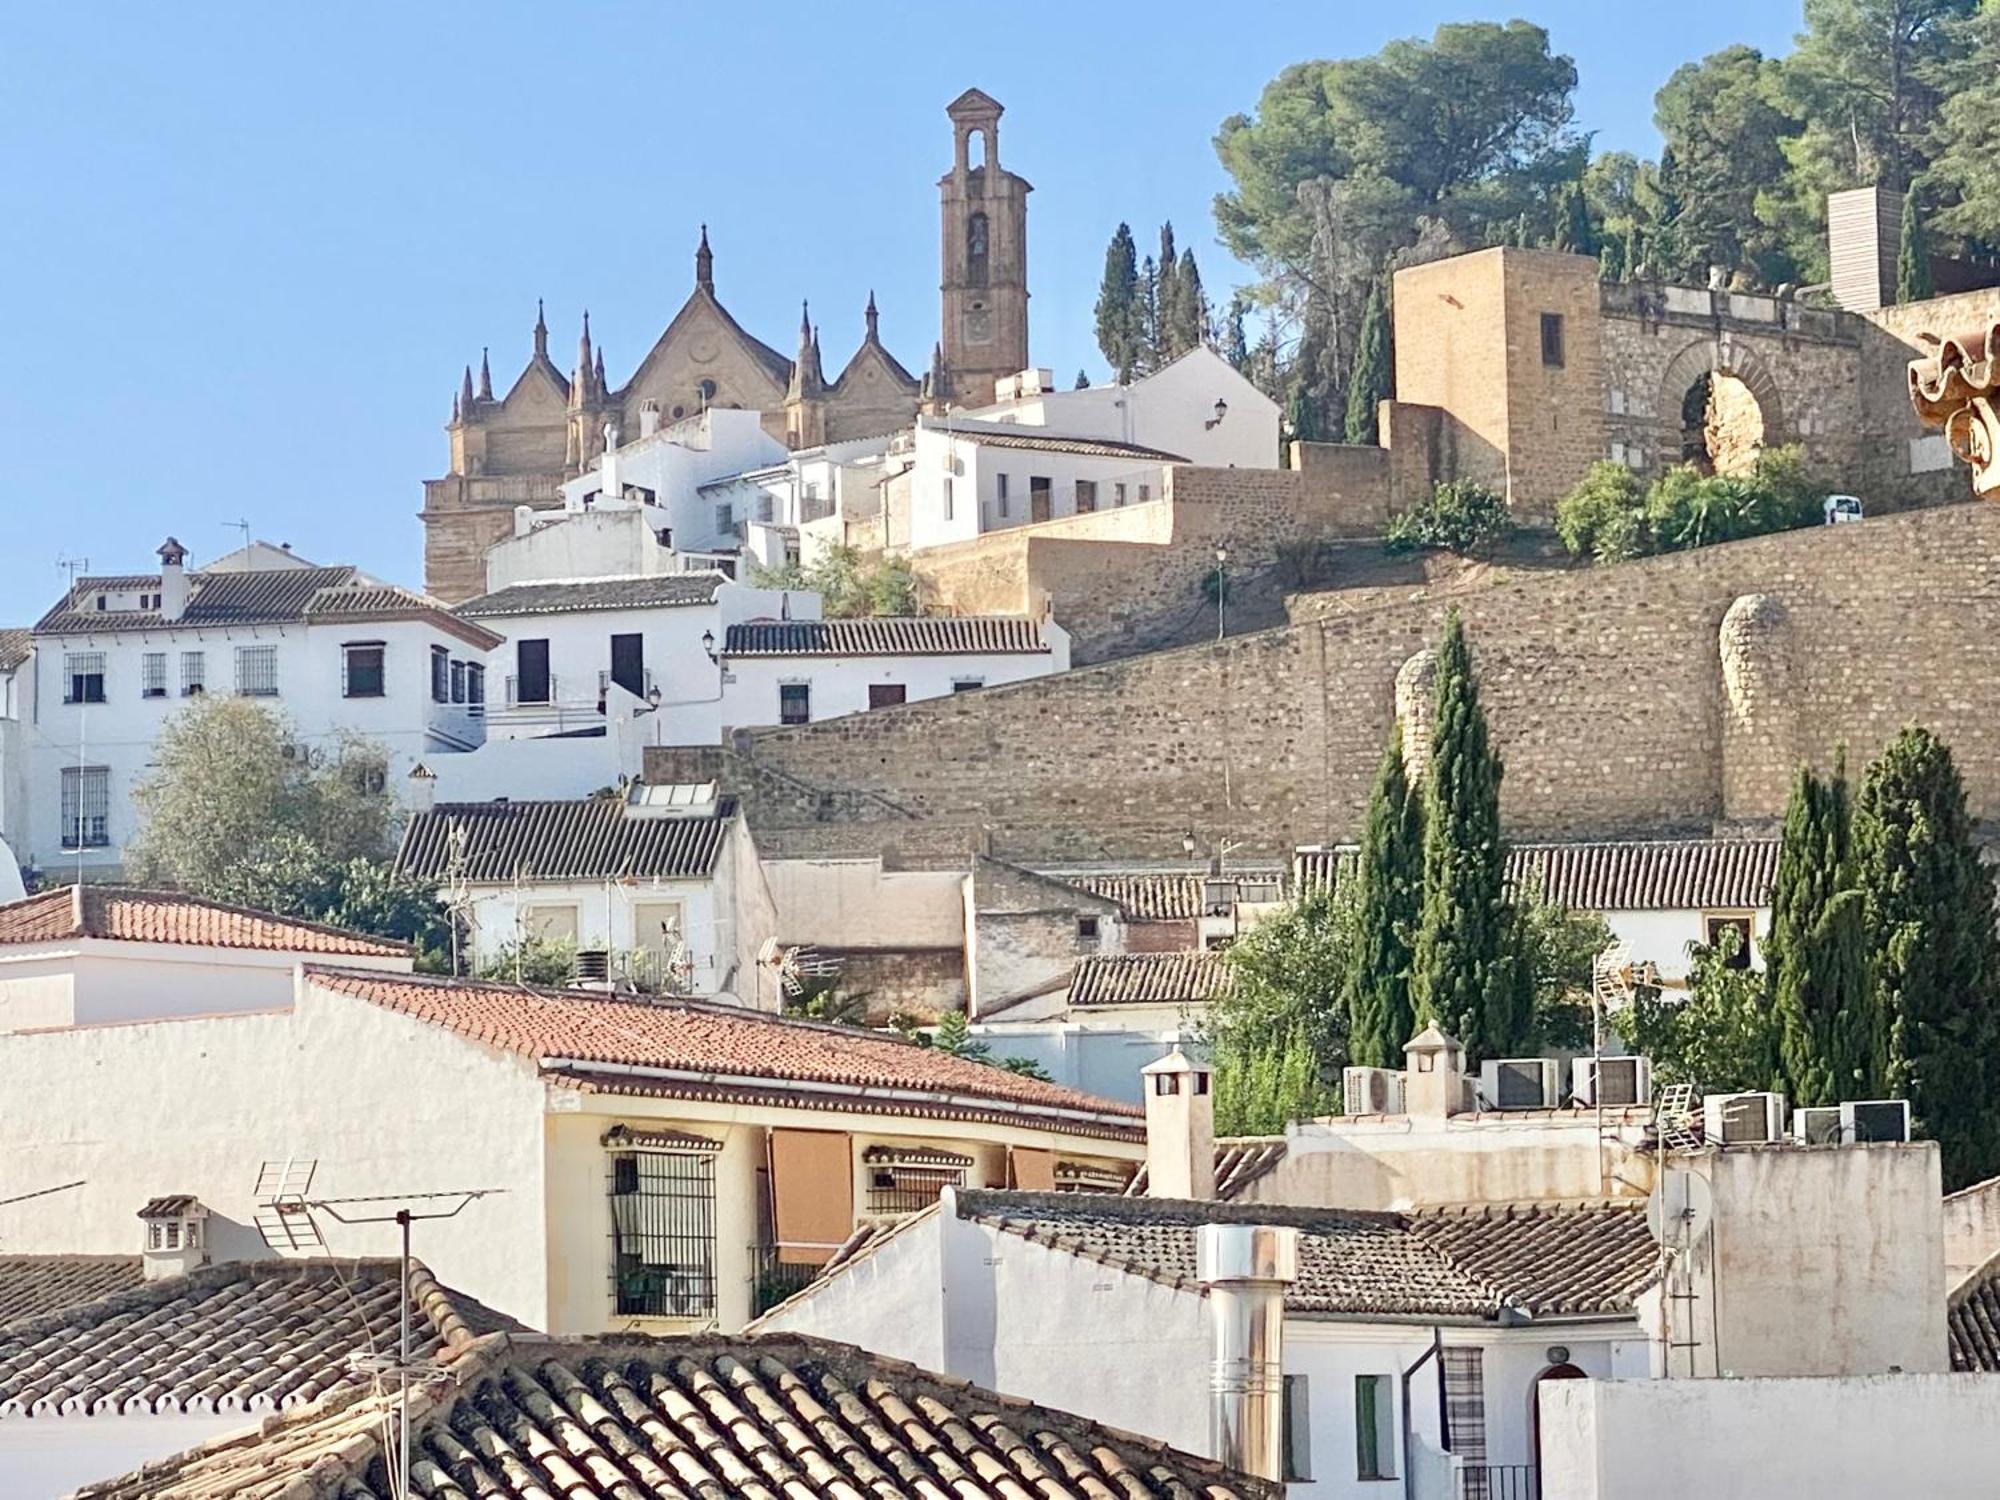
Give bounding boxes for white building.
[397,783,778,1008]
[712,433,905,571]
[20,539,497,876]
[1299,838,1779,982]
[968,348,1281,470]
[903,419,1184,551]
[720,614,1068,726]
[0,632,29,866]
[0,884,411,1033]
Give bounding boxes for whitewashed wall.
[720,631,1067,729]
[0,1413,254,1498]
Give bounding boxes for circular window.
[696,379,718,404]
[671,405,685,419]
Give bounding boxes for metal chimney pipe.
[1197,1222,1298,1482]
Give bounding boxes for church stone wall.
[697,505,2000,864]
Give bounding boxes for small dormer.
[137,1194,210,1280]
[624,781,719,820]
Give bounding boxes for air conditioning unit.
[1342,1066,1406,1116]
[1703,1090,1788,1145]
[1480,1058,1561,1110]
[1845,1099,1912,1143]
[1793,1105,1844,1145]
[1573,1056,1652,1108]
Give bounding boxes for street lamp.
[1205,397,1229,430]
[1214,547,1228,641]
[701,629,717,662]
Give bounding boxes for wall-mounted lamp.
[701,628,717,663]
[1205,398,1229,430]
[1181,829,1199,859]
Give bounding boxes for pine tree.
[1769,756,1885,1107]
[1168,247,1208,357]
[1074,369,1091,390]
[1412,611,1515,1059]
[1897,188,1935,304]
[1093,223,1141,382]
[1343,278,1391,445]
[1345,728,1425,1066]
[1858,727,2000,1188]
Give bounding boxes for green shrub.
[1384,480,1511,556]
[1555,461,1648,563]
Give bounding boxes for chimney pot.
[1197,1222,1297,1482]
[156,537,189,622]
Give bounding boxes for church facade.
[421,88,1030,602]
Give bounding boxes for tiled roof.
[397,798,735,882]
[31,565,493,647]
[455,573,725,618]
[1297,838,1780,912]
[960,429,1187,462]
[0,885,411,957]
[724,616,1049,657]
[0,629,29,674]
[0,1258,518,1418]
[75,1331,1269,1500]
[955,1190,1658,1321]
[1069,951,1233,1008]
[305,966,1144,1128]
[1124,1139,1289,1201]
[0,1257,142,1326]
[1049,871,1208,920]
[1950,1248,2000,1371]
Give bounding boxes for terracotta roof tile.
[0,886,410,958]
[397,798,735,882]
[1950,1249,2000,1370]
[724,616,1050,657]
[961,430,1187,461]
[0,630,29,674]
[1069,951,1233,1008]
[32,567,491,647]
[1047,870,1212,920]
[956,1190,1658,1320]
[455,574,725,618]
[0,1258,518,1418]
[74,1331,1269,1500]
[1298,838,1779,912]
[306,966,1142,1126]
[1124,1139,1288,1200]
[0,1257,142,1326]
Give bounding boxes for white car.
[1823,494,1865,525]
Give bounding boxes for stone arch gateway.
[1656,336,1789,473]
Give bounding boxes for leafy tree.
[783,974,871,1027]
[1857,727,2000,1187]
[1650,46,1805,286]
[1598,237,1626,282]
[1897,185,1935,302]
[920,1008,1051,1078]
[1384,480,1511,556]
[1928,3,2000,243]
[129,697,398,897]
[1345,730,1425,1066]
[1555,461,1648,563]
[1506,881,1617,1052]
[1769,758,1886,1106]
[1412,611,1517,1059]
[1625,927,1780,1091]
[749,544,917,618]
[477,934,580,988]
[1213,1025,1333,1135]
[1343,278,1391,445]
[1094,222,1142,380]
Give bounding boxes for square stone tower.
[937,89,1031,408]
[1393,247,1606,523]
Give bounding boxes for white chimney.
[157,537,188,622]
[639,399,662,439]
[513,504,535,538]
[137,1195,209,1281]
[1197,1222,1298,1482]
[601,421,622,501]
[406,761,437,814]
[1141,1048,1215,1200]
[1404,1020,1467,1120]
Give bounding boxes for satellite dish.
[1646,1167,1713,1252]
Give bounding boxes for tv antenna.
[297,1183,504,1500]
[1646,1166,1714,1379]
[253,1157,328,1253]
[221,518,251,553]
[55,553,89,592]
[757,936,843,998]
[1652,1081,1704,1155]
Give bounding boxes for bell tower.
[937,88,1030,410]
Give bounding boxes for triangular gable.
[831,336,920,394]
[616,287,793,410]
[501,355,570,418]
[972,855,1122,918]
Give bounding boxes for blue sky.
[0,2,1804,608]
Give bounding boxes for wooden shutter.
[768,1129,853,1266]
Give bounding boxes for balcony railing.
[598,668,658,701]
[1454,1463,1537,1500]
[505,673,560,707]
[750,1241,845,1317]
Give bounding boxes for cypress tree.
[1093,224,1141,381]
[1554,181,1595,255]
[1343,278,1391,445]
[1858,727,2000,1187]
[1598,236,1626,282]
[1897,189,1935,304]
[1412,611,1515,1059]
[1136,255,1160,375]
[1155,224,1180,362]
[1346,727,1425,1066]
[1769,756,1884,1106]
[1074,369,1090,390]
[1623,219,1644,280]
[1221,295,1250,373]
[1168,247,1208,356]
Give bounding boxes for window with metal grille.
[342,643,385,699]
[180,651,205,697]
[60,766,109,849]
[607,1148,716,1318]
[779,682,810,725]
[450,660,466,704]
[1075,479,1097,514]
[234,645,278,697]
[863,1147,970,1214]
[141,652,167,699]
[429,645,448,703]
[466,662,485,706]
[63,652,105,705]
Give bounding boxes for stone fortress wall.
[653,504,2000,864]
